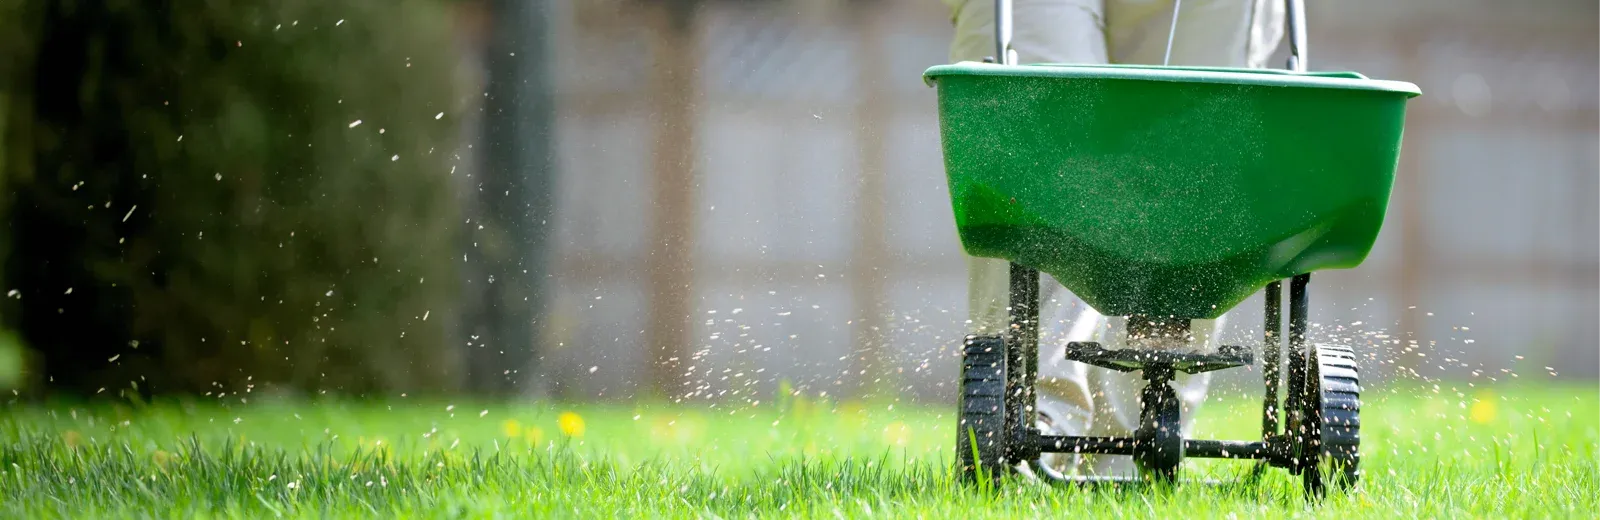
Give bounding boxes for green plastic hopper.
[924,63,1420,320]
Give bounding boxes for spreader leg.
[1262,280,1282,439]
[1284,273,1310,473]
[1006,262,1040,462]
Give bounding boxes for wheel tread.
[956,335,1010,483]
[1303,343,1361,496]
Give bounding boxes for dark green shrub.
[1,0,464,395]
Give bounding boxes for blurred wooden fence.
[486,0,1598,400]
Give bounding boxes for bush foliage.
[0,0,465,395]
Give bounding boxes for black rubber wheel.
[1301,344,1361,496]
[956,334,1009,483]
[1134,377,1184,483]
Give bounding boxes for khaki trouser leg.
[946,0,1283,477]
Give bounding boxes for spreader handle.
[992,0,1017,64]
[1286,0,1308,72]
[993,0,1016,65]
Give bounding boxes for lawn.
[1,383,1594,518]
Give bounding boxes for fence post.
[646,0,700,399]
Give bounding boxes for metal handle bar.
[1286,0,1307,71]
[994,0,1015,65]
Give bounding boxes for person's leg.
[1071,0,1283,477]
[1033,300,1101,473]
[963,257,1010,335]
[949,0,1109,474]
[949,0,1282,478]
[1105,0,1284,68]
[948,0,1109,66]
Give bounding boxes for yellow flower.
[839,401,868,430]
[557,412,585,437]
[1469,394,1497,424]
[648,418,674,443]
[526,426,546,446]
[882,421,911,446]
[63,430,83,449]
[502,419,522,438]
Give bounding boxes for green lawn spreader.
[925,0,1420,496]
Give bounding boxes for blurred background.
[0,0,1594,401]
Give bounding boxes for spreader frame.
[996,267,1307,474]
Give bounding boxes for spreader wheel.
[1301,344,1361,496]
[956,334,1009,483]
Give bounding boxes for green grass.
[1,384,1594,518]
